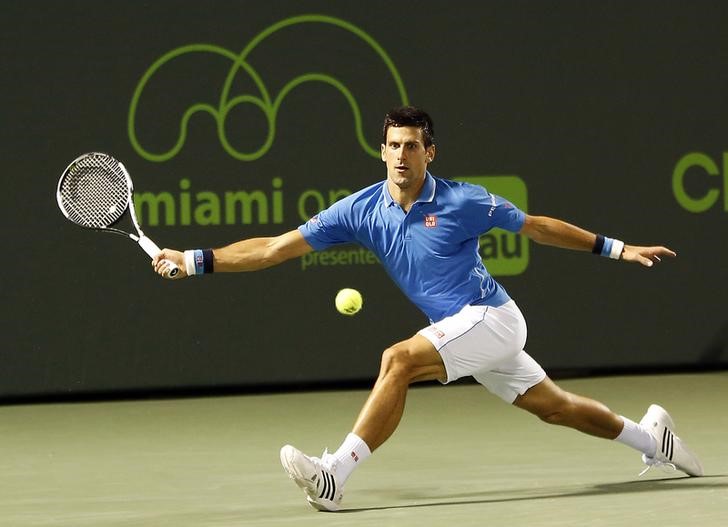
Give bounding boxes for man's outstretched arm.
[152,229,314,278]
[519,214,676,267]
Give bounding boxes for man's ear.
[426,144,436,163]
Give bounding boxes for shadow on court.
[344,475,728,513]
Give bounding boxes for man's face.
[380,126,435,191]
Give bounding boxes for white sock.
[615,416,656,457]
[327,432,371,484]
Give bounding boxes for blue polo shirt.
[299,172,525,322]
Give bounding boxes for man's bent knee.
[380,346,409,373]
[379,338,446,384]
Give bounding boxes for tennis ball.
[335,288,363,315]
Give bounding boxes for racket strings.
[59,155,130,228]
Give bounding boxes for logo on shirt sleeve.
[455,175,529,276]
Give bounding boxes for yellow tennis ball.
[335,288,363,315]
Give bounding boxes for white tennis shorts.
[417,300,546,403]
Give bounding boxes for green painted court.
[1,372,726,526]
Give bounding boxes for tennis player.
[153,106,703,511]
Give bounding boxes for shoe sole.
[307,497,333,511]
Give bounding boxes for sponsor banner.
[2,2,727,398]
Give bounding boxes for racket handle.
[138,236,180,278]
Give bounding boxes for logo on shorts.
[424,215,437,228]
[429,326,445,338]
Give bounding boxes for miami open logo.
[128,14,408,162]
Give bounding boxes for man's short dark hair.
[382,106,435,148]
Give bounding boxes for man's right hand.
[153,249,187,279]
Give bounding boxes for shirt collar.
[382,171,436,207]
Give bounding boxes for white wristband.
[183,250,197,275]
[609,239,625,259]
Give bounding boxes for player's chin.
[389,174,413,189]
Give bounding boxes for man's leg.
[512,375,703,476]
[280,334,446,511]
[512,376,624,438]
[352,334,446,451]
[513,376,659,454]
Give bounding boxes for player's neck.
[387,177,425,213]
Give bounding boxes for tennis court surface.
[1,372,726,526]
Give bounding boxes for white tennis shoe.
[280,445,343,511]
[639,404,703,477]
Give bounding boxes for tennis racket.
[56,152,179,278]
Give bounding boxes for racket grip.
[138,236,180,278]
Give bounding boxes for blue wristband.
[193,249,205,275]
[601,237,614,257]
[593,235,624,259]
[185,249,215,275]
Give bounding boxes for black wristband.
[592,234,605,255]
[202,249,214,273]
